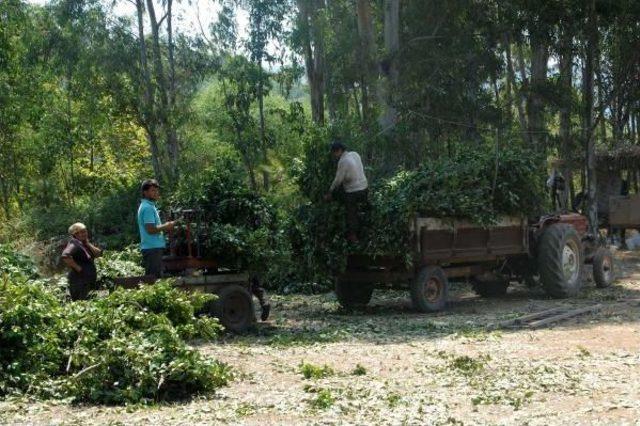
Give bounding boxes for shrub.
[299,362,334,380]
[0,244,39,280]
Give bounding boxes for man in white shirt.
[324,141,369,242]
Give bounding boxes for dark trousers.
[251,276,269,308]
[344,189,368,236]
[142,248,164,278]
[68,262,97,301]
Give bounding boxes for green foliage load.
[293,132,548,283]
[171,162,290,278]
[365,144,548,257]
[0,270,230,404]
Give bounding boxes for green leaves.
[0,273,229,404]
[293,140,547,276]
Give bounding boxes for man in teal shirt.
[137,179,176,278]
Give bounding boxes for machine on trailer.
[114,209,257,333]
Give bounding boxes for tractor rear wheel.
[537,223,584,298]
[593,248,615,288]
[211,284,256,333]
[335,278,374,309]
[411,266,448,312]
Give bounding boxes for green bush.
[0,276,230,404]
[0,243,39,279]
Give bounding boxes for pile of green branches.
[364,143,548,257]
[0,247,231,404]
[95,245,145,290]
[170,164,291,279]
[292,135,548,282]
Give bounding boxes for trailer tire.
[411,266,448,312]
[471,277,509,297]
[537,223,584,298]
[593,248,615,288]
[211,284,256,333]
[335,278,374,309]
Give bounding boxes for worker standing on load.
[137,179,177,279]
[324,141,369,243]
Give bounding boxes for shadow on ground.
[213,251,640,347]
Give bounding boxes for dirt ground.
[2,252,640,425]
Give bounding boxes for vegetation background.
[2,0,640,287]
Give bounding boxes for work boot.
[260,303,271,321]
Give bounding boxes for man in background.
[324,141,369,243]
[137,179,176,278]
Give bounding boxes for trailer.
[335,213,615,311]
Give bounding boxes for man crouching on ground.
[324,141,369,243]
[137,179,177,278]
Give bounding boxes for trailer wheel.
[471,276,509,297]
[537,223,584,298]
[335,278,374,309]
[592,248,615,288]
[411,266,448,312]
[211,284,256,333]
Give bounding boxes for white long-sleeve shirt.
[329,151,368,193]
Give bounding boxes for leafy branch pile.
[292,134,548,283]
[95,245,145,290]
[1,248,231,404]
[170,164,290,279]
[365,144,548,257]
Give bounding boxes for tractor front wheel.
[593,248,615,288]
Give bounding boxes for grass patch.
[577,346,591,358]
[299,362,334,380]
[235,403,256,417]
[448,355,488,376]
[266,329,347,347]
[386,392,402,408]
[352,364,367,376]
[306,388,336,410]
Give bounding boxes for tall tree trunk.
[135,0,162,181]
[513,41,532,144]
[378,0,399,133]
[165,0,179,180]
[146,0,178,183]
[258,72,269,191]
[527,37,549,148]
[356,0,378,160]
[501,33,514,125]
[584,0,598,236]
[559,26,573,210]
[297,0,325,125]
